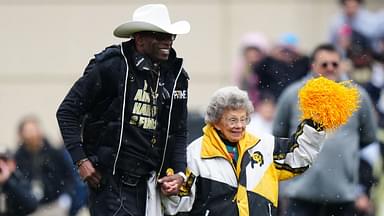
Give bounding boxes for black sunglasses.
[141,31,176,41]
[320,61,339,69]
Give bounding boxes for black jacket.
[0,170,38,216]
[57,40,189,176]
[254,56,309,100]
[15,141,75,205]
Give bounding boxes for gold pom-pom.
[298,77,360,130]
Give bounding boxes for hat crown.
[133,4,171,28]
[113,4,190,38]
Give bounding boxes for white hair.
[205,86,254,124]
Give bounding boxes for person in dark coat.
[0,147,38,216]
[15,116,75,215]
[254,33,310,102]
[56,4,191,216]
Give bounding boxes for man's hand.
[158,174,184,196]
[77,159,102,189]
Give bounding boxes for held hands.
[158,173,184,196]
[77,159,101,189]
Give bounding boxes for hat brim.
[113,21,190,38]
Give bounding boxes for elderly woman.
[163,86,326,216]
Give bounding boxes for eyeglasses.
[141,31,176,41]
[224,117,250,127]
[320,61,339,69]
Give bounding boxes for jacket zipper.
[157,61,184,179]
[268,203,272,216]
[204,139,260,184]
[112,43,130,175]
[205,209,210,216]
[234,139,260,181]
[233,141,260,203]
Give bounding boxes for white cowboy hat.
[113,4,191,38]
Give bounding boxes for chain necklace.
[149,67,161,145]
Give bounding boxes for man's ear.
[134,33,145,47]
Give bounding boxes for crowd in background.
[1,0,384,215]
[0,116,88,216]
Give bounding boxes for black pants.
[89,173,147,216]
[285,198,356,216]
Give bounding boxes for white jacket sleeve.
[162,139,202,215]
[162,168,198,215]
[274,120,326,173]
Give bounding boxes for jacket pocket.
[98,121,121,147]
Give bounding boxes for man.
[56,4,190,216]
[273,44,377,216]
[16,116,75,216]
[0,147,38,216]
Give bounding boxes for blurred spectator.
[247,93,276,135]
[331,23,384,111]
[346,36,384,107]
[371,123,384,216]
[329,0,378,51]
[254,32,310,102]
[372,19,384,64]
[374,35,384,63]
[273,44,377,216]
[15,116,76,216]
[0,146,38,215]
[334,24,354,59]
[369,89,384,216]
[356,143,380,216]
[232,32,269,106]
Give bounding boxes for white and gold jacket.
[163,120,325,216]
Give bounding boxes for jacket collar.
[132,47,156,72]
[201,124,260,161]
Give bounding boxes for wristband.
[76,158,89,168]
[177,172,187,183]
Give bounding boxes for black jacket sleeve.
[171,69,189,173]
[56,59,103,163]
[172,110,188,173]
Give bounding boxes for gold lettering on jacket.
[130,80,157,130]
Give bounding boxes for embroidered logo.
[173,90,187,99]
[251,151,264,168]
